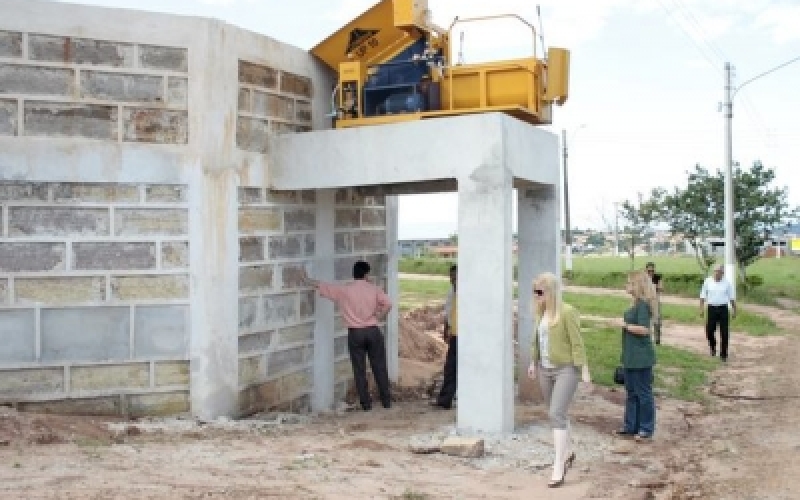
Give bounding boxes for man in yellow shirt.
[432,265,457,409]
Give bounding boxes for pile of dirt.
[0,406,118,447]
[398,305,447,363]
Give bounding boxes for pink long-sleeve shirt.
[317,280,392,329]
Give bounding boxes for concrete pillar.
[385,194,400,382]
[312,189,336,411]
[456,167,514,433]
[516,184,561,403]
[189,22,239,420]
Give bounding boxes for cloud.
[754,3,800,44]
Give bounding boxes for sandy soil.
[1,291,799,500]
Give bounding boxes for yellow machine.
[311,0,569,129]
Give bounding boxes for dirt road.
[1,294,798,499]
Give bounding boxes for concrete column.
[312,189,336,411]
[515,184,561,403]
[385,195,400,382]
[457,167,514,433]
[189,21,239,420]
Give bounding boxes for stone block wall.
[236,187,317,415]
[0,181,190,415]
[0,30,188,143]
[236,60,313,154]
[332,188,389,402]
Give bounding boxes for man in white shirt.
[699,264,737,361]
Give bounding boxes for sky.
[57,0,800,238]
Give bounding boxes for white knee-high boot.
[550,429,569,487]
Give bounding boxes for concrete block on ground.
[409,434,444,454]
[17,396,121,416]
[81,71,163,103]
[440,437,485,458]
[0,309,36,362]
[127,391,189,417]
[261,293,298,328]
[0,367,64,395]
[114,208,188,236]
[139,45,188,72]
[239,61,277,88]
[24,102,117,140]
[154,361,189,387]
[73,242,156,270]
[0,99,17,135]
[15,276,106,304]
[71,363,150,391]
[29,35,134,67]
[239,265,273,293]
[133,305,188,358]
[0,242,66,272]
[238,331,274,355]
[40,307,130,362]
[122,108,188,144]
[239,207,281,233]
[111,275,189,300]
[0,182,48,202]
[0,64,73,95]
[52,183,139,203]
[145,184,187,203]
[0,31,22,58]
[9,207,109,237]
[161,241,189,269]
[280,71,312,98]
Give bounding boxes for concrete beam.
[456,167,514,434]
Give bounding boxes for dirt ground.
[1,291,799,499]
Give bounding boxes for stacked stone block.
[236,60,313,154]
[0,181,190,416]
[237,187,318,414]
[0,30,188,143]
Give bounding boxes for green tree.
[656,162,798,282]
[619,190,661,270]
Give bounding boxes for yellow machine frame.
[310,0,569,129]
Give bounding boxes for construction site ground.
[1,286,799,499]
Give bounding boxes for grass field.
[399,255,800,303]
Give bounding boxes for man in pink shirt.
[304,260,393,411]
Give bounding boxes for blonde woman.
[527,272,591,488]
[616,270,658,441]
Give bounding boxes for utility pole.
[723,62,736,296]
[562,129,572,272]
[613,201,620,257]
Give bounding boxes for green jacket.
[621,299,656,369]
[531,303,588,367]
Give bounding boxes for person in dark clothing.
[431,264,457,409]
[304,261,393,411]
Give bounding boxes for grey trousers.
[538,364,580,430]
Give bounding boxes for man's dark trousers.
[437,335,457,408]
[706,305,730,358]
[348,326,391,409]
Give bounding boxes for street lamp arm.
[732,54,800,100]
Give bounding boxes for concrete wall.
[0,0,385,418]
